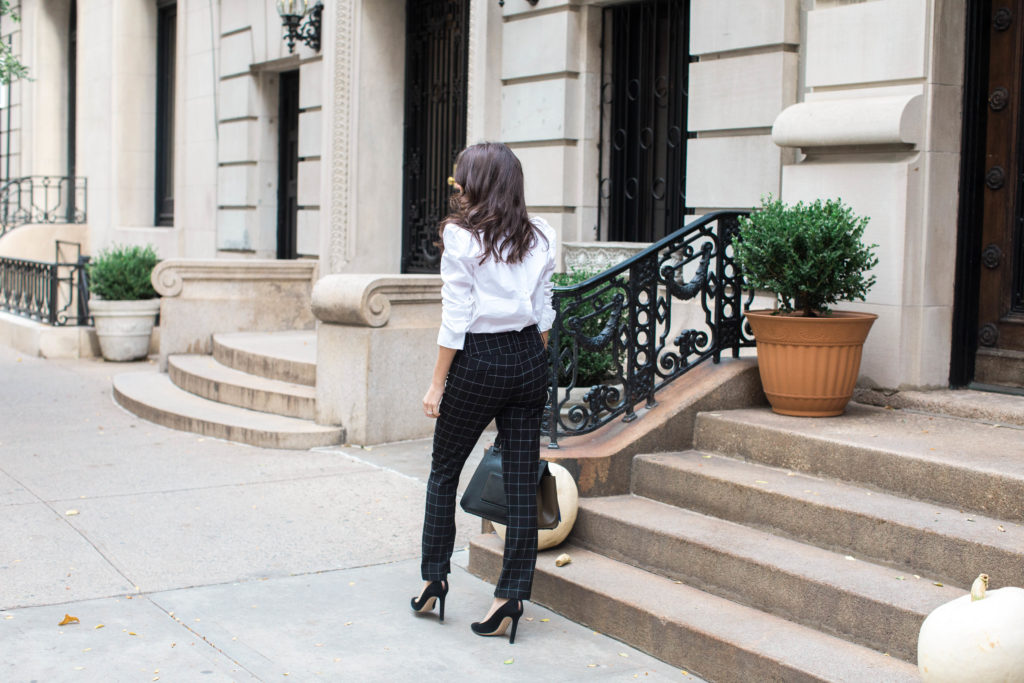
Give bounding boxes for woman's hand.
[423,382,444,419]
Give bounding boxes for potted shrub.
[87,244,161,362]
[733,197,879,417]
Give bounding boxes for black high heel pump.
[471,599,523,644]
[410,581,448,621]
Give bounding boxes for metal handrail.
[0,175,88,238]
[0,241,90,326]
[545,210,754,447]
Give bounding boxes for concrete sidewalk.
[0,346,695,681]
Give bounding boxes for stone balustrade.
[311,274,443,445]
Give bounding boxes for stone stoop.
[113,331,343,449]
[469,400,1024,682]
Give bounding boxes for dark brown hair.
[437,142,546,265]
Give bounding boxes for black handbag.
[460,443,560,530]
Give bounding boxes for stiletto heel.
[410,581,448,622]
[471,599,523,643]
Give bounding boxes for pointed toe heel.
[470,600,523,643]
[410,581,449,622]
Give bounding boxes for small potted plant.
[733,197,879,417]
[87,244,161,362]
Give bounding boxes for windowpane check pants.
[421,326,549,600]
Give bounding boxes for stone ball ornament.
[917,574,1024,683]
[493,461,579,550]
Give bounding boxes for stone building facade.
[1,0,1020,392]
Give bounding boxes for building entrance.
[400,0,469,274]
[956,1,1024,389]
[598,0,689,243]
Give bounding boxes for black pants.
[420,326,549,599]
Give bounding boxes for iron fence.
[0,176,88,237]
[545,211,754,447]
[0,241,90,326]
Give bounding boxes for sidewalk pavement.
[0,345,696,681]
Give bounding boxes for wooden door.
[975,1,1024,388]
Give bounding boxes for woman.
[410,142,556,644]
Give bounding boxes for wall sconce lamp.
[498,1,540,6]
[276,0,323,54]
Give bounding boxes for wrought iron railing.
[0,176,88,237]
[0,241,91,326]
[545,211,754,447]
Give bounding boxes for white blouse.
[437,217,557,350]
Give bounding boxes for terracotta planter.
[746,309,877,417]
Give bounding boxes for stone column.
[772,0,964,388]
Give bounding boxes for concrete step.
[168,354,316,420]
[212,331,316,387]
[572,495,958,662]
[468,535,919,683]
[694,405,1024,520]
[113,371,343,450]
[632,451,1024,589]
[854,386,1024,428]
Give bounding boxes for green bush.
[733,196,879,317]
[87,244,160,301]
[552,269,620,386]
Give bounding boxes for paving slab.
[0,595,255,682]
[59,468,472,594]
[0,428,374,502]
[1,503,134,609]
[149,553,691,682]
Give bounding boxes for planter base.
[746,310,877,417]
[91,299,161,362]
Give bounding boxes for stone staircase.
[113,331,344,449]
[469,399,1024,682]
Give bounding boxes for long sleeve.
[534,222,557,333]
[437,225,476,350]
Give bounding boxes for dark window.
[155,1,176,226]
[277,70,300,260]
[599,0,690,243]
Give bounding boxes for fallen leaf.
[65,510,80,516]
[128,632,137,636]
[82,648,91,652]
[503,658,514,665]
[618,652,629,657]
[525,617,534,622]
[895,576,905,580]
[540,618,550,622]
[94,624,104,629]
[555,553,572,567]
[345,621,352,626]
[587,664,597,668]
[58,614,79,626]
[933,582,944,587]
[844,556,856,561]
[754,480,768,484]
[998,525,1006,532]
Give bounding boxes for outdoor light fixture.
[276,0,323,54]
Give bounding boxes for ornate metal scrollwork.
[978,323,999,347]
[662,242,712,300]
[993,7,1013,31]
[989,87,1010,111]
[545,211,754,448]
[982,244,1003,269]
[986,166,1006,190]
[565,293,625,352]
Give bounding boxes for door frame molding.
[951,0,992,387]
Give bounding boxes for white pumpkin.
[918,574,1024,683]
[493,461,579,550]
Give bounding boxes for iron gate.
[401,0,470,273]
[599,0,690,243]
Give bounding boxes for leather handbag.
[460,443,560,530]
